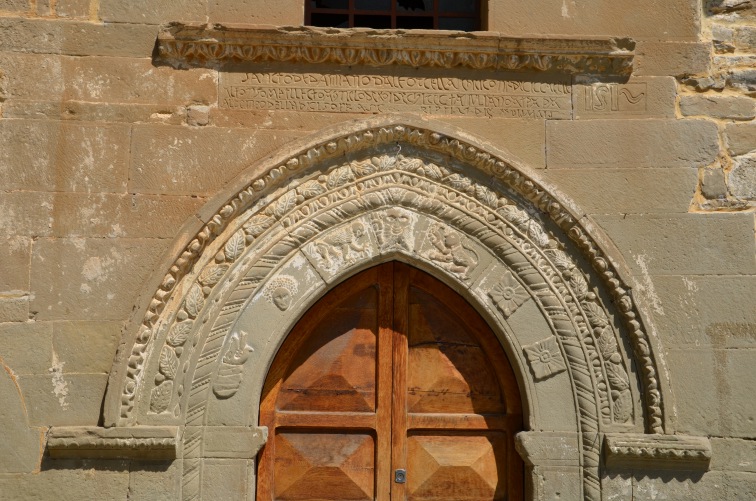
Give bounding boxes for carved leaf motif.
[149,381,173,414]
[273,190,297,218]
[397,157,423,172]
[159,346,179,380]
[475,185,498,208]
[243,214,275,237]
[612,389,633,423]
[546,248,575,272]
[527,221,551,247]
[351,160,376,177]
[297,179,326,198]
[421,163,444,180]
[198,264,229,287]
[167,321,193,347]
[606,362,630,391]
[597,326,618,359]
[371,155,396,172]
[184,284,205,318]
[224,230,245,262]
[583,301,609,327]
[569,272,589,298]
[446,173,471,191]
[327,165,354,188]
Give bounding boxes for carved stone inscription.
[220,69,572,119]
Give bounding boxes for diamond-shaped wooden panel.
[407,288,504,414]
[407,433,508,500]
[274,432,375,500]
[278,286,378,412]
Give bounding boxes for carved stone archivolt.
[104,117,672,500]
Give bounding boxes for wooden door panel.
[406,433,507,501]
[273,432,375,500]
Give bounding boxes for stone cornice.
[156,23,635,75]
[47,426,179,459]
[604,434,712,470]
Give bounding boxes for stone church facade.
[0,1,754,499]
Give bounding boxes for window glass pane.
[311,0,348,9]
[439,0,476,13]
[354,15,392,28]
[355,0,391,10]
[397,16,434,29]
[310,13,350,27]
[438,16,478,30]
[397,0,432,12]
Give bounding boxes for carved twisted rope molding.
[106,120,667,500]
[156,23,635,75]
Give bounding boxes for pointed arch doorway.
[257,262,524,500]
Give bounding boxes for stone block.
[201,458,250,500]
[729,153,756,199]
[0,459,129,500]
[592,213,756,275]
[128,125,302,195]
[649,275,756,348]
[725,472,756,500]
[633,471,727,500]
[0,120,129,193]
[539,168,698,214]
[100,0,206,23]
[701,167,728,199]
[128,460,181,501]
[680,95,756,120]
[30,238,168,321]
[0,53,216,106]
[723,350,756,437]
[546,119,719,169]
[202,426,267,458]
[666,350,720,436]
[725,122,756,156]
[0,192,53,237]
[0,0,30,12]
[433,117,546,168]
[733,26,756,51]
[209,0,303,25]
[711,438,756,472]
[634,42,711,77]
[0,295,29,322]
[0,17,159,57]
[52,322,120,373]
[573,77,677,119]
[17,373,108,426]
[53,0,89,17]
[729,69,756,94]
[0,322,53,375]
[487,0,697,40]
[2,100,187,124]
[0,236,30,291]
[0,368,43,473]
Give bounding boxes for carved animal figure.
[427,226,478,279]
[315,221,368,267]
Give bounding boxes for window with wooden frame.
[306,0,482,31]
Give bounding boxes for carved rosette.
[523,337,567,380]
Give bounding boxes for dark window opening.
[306,0,481,31]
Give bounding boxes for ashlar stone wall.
[0,0,754,500]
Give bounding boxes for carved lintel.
[604,434,712,470]
[47,426,179,460]
[156,23,635,75]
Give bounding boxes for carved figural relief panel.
[107,121,666,501]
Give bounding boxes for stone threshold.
[156,23,635,75]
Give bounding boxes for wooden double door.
[258,262,523,500]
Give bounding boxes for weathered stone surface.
[0,295,29,323]
[18,373,108,426]
[52,0,89,17]
[0,192,53,237]
[729,69,756,93]
[0,459,129,500]
[633,471,729,500]
[701,167,729,198]
[0,17,158,57]
[0,367,43,473]
[0,120,129,193]
[634,41,711,76]
[0,322,53,375]
[128,125,302,195]
[667,349,720,436]
[729,153,756,199]
[725,122,756,155]
[680,94,756,119]
[2,100,187,124]
[128,460,182,501]
[52,322,120,373]
[539,168,698,213]
[593,213,756,275]
[0,236,30,291]
[201,426,268,458]
[30,238,168,321]
[573,76,677,119]
[0,0,29,12]
[99,0,206,23]
[0,53,216,106]
[201,459,251,500]
[488,0,697,40]
[515,431,581,466]
[711,438,756,472]
[723,350,756,437]
[209,0,302,24]
[546,119,720,169]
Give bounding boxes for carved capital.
[156,24,634,75]
[604,434,712,470]
[47,426,179,459]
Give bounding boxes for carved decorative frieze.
[156,24,634,75]
[604,434,712,470]
[47,426,178,459]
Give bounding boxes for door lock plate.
[394,469,406,484]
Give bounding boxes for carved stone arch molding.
[55,115,710,500]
